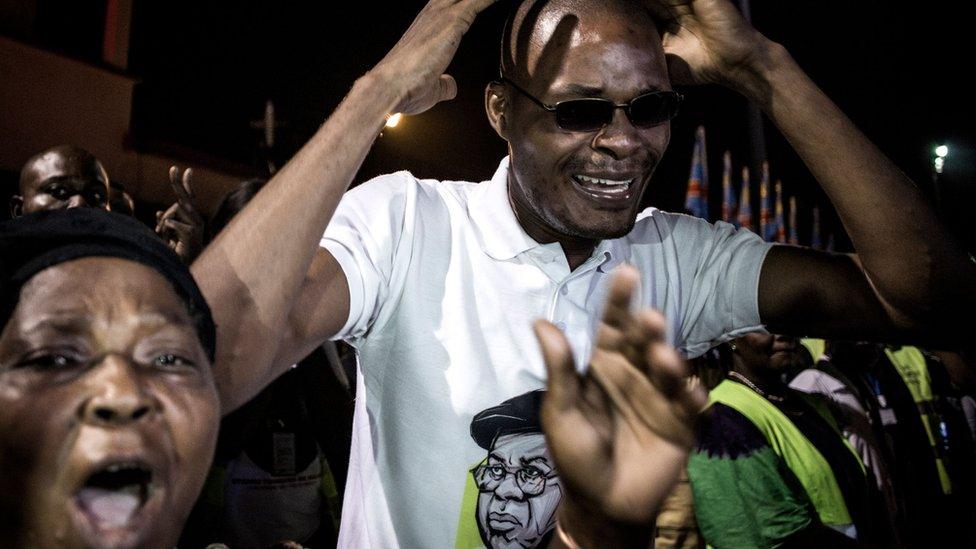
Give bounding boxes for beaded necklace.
[728,371,786,403]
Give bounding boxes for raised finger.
[599,265,640,332]
[181,168,195,199]
[167,166,193,205]
[534,319,579,411]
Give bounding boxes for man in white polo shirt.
[193,0,976,546]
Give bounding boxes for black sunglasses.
[500,76,682,132]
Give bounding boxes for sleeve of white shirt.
[668,215,774,357]
[319,171,416,341]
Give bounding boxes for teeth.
[575,174,633,187]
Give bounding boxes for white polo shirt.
[321,157,772,548]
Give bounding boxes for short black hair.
[19,145,107,192]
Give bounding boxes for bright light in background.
[934,156,945,174]
[935,145,949,158]
[385,113,403,128]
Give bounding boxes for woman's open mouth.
[76,463,151,527]
[71,460,163,547]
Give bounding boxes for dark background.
[4,0,974,251]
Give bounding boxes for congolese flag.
[721,151,737,225]
[759,161,774,242]
[811,206,822,249]
[774,180,786,243]
[738,166,753,231]
[684,126,709,219]
[788,196,799,245]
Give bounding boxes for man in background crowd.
[10,145,110,217]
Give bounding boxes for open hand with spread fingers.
[155,166,206,264]
[371,0,500,116]
[535,265,706,548]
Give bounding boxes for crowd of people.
[1,0,974,547]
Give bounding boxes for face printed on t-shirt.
[473,432,561,548]
[458,390,561,548]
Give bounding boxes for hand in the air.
[535,265,706,546]
[155,166,206,264]
[371,0,499,116]
[645,0,775,92]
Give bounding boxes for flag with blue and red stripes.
[774,180,787,243]
[737,166,753,231]
[721,151,737,225]
[759,162,775,242]
[684,126,709,219]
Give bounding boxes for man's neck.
[508,181,596,271]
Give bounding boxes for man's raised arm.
[192,0,498,412]
[650,0,975,345]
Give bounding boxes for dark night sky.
[56,1,976,249]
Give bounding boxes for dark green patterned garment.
[689,402,818,548]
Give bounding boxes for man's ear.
[485,81,510,141]
[10,195,23,218]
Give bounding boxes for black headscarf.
[0,208,216,361]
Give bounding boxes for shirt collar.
[469,157,617,266]
[469,157,540,260]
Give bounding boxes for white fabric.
[790,367,898,514]
[321,157,772,548]
[790,369,886,483]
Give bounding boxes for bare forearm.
[744,41,974,326]
[192,73,399,409]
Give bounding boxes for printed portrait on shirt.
[457,390,562,549]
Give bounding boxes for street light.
[934,144,949,174]
[385,113,403,128]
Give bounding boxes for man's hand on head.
[156,166,206,264]
[645,0,780,97]
[369,0,500,116]
[535,265,706,547]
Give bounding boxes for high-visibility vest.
[801,338,827,362]
[885,346,953,495]
[709,380,864,527]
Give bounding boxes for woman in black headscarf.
[0,208,220,548]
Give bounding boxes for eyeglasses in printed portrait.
[469,390,561,548]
